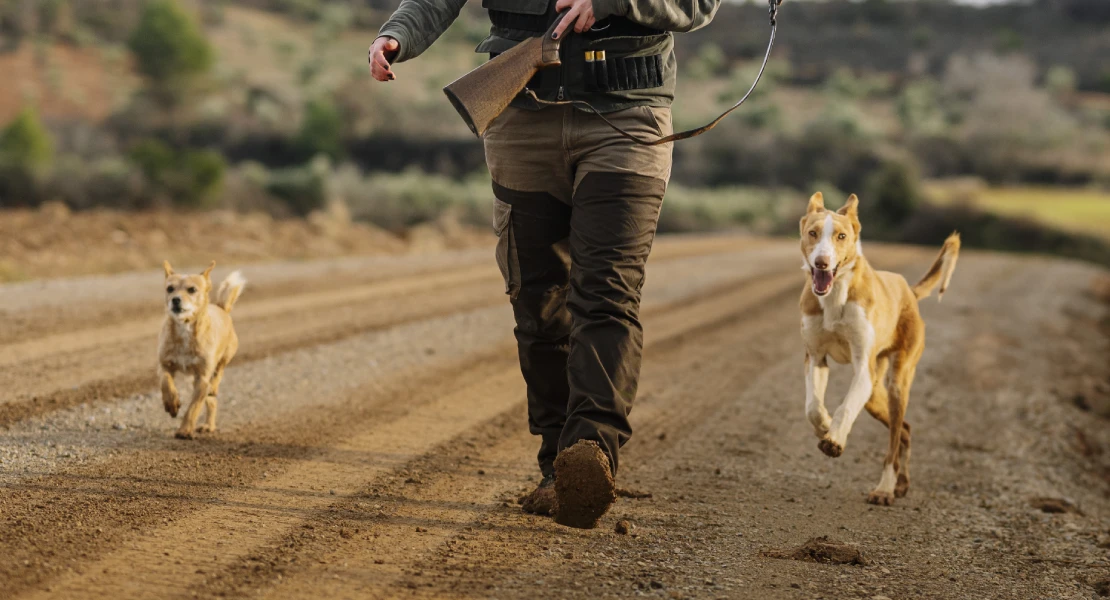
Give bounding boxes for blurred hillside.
[0,0,1109,268]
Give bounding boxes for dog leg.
[821,344,875,458]
[160,367,180,417]
[198,363,225,434]
[175,375,210,440]
[804,354,831,438]
[869,355,915,505]
[896,422,911,498]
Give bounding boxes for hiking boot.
[553,440,616,529]
[520,474,557,516]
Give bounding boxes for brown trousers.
[484,105,673,477]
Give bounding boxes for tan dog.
[799,192,959,505]
[158,261,246,439]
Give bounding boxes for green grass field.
[927,182,1110,240]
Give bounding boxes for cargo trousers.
[484,104,673,477]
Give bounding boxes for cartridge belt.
[583,51,664,92]
[484,51,665,94]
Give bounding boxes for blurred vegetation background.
[1,0,1109,269]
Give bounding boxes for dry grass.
[926,180,1110,241]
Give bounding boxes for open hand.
[368,36,399,82]
[553,0,596,40]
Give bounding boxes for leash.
[525,0,783,146]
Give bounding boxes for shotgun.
[443,0,783,145]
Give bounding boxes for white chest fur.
[801,295,871,366]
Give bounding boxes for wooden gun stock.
[443,16,563,137]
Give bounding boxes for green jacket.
[378,0,720,112]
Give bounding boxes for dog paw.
[895,474,910,498]
[174,430,195,440]
[163,399,180,418]
[867,490,895,506]
[818,438,843,458]
[197,425,217,434]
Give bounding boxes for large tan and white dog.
[158,261,246,439]
[799,192,959,505]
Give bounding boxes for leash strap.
[524,0,782,147]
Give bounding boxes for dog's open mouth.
[172,306,183,315]
[812,267,837,297]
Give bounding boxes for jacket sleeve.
[377,0,468,63]
[591,0,721,33]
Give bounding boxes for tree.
[0,107,54,169]
[127,0,213,103]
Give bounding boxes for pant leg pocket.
[493,197,521,299]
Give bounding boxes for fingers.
[574,14,595,33]
[368,37,398,82]
[552,5,580,39]
[369,52,394,82]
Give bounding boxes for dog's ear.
[838,194,862,234]
[202,261,215,284]
[806,192,825,215]
[163,260,174,278]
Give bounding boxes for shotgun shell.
[597,50,609,92]
[585,51,597,92]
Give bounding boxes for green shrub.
[266,157,330,216]
[296,98,345,159]
[128,138,175,181]
[0,107,54,169]
[173,150,226,208]
[861,157,922,233]
[126,139,225,208]
[127,0,214,102]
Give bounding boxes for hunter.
[369,0,720,529]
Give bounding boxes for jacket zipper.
[557,25,567,101]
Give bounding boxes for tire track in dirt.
[205,272,812,600]
[381,255,1107,600]
[0,238,771,429]
[1,241,798,599]
[0,235,761,346]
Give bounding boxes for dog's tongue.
[813,269,834,295]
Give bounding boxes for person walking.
[369,0,720,529]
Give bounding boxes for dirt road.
[1,235,1108,599]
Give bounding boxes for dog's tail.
[912,232,960,302]
[215,270,247,313]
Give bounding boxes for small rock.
[329,489,337,495]
[477,469,486,475]
[415,527,428,533]
[112,423,126,431]
[615,520,632,535]
[650,581,664,589]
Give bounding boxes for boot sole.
[553,440,616,529]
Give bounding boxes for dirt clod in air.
[762,536,869,566]
[1030,497,1081,514]
[616,488,653,499]
[615,520,632,535]
[553,441,616,529]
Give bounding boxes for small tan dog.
[799,192,959,505]
[158,260,246,439]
